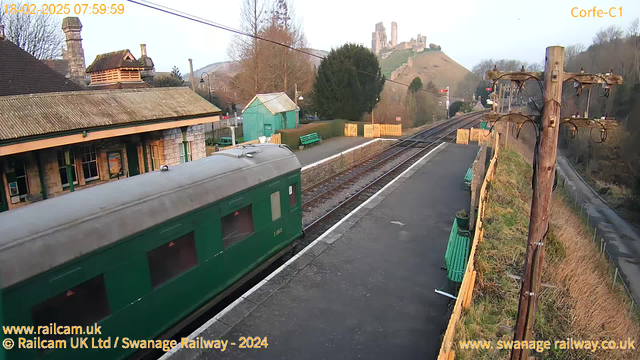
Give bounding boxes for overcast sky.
[36,0,639,73]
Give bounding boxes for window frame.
[79,145,100,182]
[147,231,198,288]
[31,274,111,334]
[57,149,78,188]
[13,158,29,199]
[289,183,298,211]
[270,191,282,221]
[178,142,192,163]
[221,204,255,249]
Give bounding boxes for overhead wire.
[126,0,448,96]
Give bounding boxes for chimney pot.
[0,25,5,40]
[140,44,147,57]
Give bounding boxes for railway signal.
[440,89,448,93]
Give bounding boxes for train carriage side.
[0,144,302,360]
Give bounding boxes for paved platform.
[166,143,479,360]
[295,136,371,167]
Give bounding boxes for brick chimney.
[62,17,86,86]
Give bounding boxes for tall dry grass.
[454,149,639,360]
[547,196,640,359]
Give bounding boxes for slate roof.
[86,50,144,73]
[42,59,70,78]
[242,92,299,115]
[0,87,221,141]
[0,37,82,96]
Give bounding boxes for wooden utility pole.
[509,46,564,360]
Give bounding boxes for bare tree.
[228,0,313,103]
[0,0,64,59]
[627,18,639,38]
[593,25,624,45]
[564,43,585,70]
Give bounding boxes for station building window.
[147,232,198,288]
[57,149,78,188]
[179,142,192,163]
[271,192,281,221]
[31,275,111,331]
[289,184,298,209]
[221,205,254,248]
[80,145,99,181]
[13,158,29,198]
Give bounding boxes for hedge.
[275,120,364,148]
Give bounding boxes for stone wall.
[301,139,395,190]
[162,124,206,166]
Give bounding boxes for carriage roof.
[0,144,300,289]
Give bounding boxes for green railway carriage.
[0,144,302,360]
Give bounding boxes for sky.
[30,0,640,73]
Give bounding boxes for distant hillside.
[382,50,471,94]
[186,48,328,81]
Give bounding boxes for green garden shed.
[242,92,299,141]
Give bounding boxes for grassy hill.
[381,50,471,95]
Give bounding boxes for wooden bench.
[299,133,322,148]
[464,166,473,190]
[444,219,471,284]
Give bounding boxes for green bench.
[444,219,471,284]
[299,132,322,148]
[464,166,473,190]
[218,137,233,146]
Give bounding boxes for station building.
[0,25,221,213]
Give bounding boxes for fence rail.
[437,134,500,360]
[345,123,358,137]
[363,124,401,138]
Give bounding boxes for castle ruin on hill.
[371,21,428,56]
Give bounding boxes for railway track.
[141,111,484,360]
[300,112,483,239]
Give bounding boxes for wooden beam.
[483,112,618,129]
[0,116,220,156]
[486,70,542,82]
[486,70,622,86]
[563,72,623,85]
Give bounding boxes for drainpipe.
[64,147,74,192]
[181,127,189,162]
[36,150,47,199]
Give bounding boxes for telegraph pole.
[510,46,564,360]
[483,46,622,360]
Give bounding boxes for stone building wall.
[162,124,206,166]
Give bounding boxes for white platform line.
[301,138,396,171]
[163,142,446,359]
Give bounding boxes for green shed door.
[126,143,140,177]
[264,124,273,137]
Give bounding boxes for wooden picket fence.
[380,124,402,136]
[344,123,358,137]
[469,128,490,142]
[456,129,470,145]
[271,133,282,144]
[364,124,401,138]
[437,134,500,360]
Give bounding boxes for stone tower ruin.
[390,22,398,48]
[62,17,86,86]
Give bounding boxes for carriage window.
[221,205,254,248]
[147,232,197,288]
[271,192,281,221]
[31,275,110,330]
[289,184,298,209]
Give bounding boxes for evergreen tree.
[313,43,385,120]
